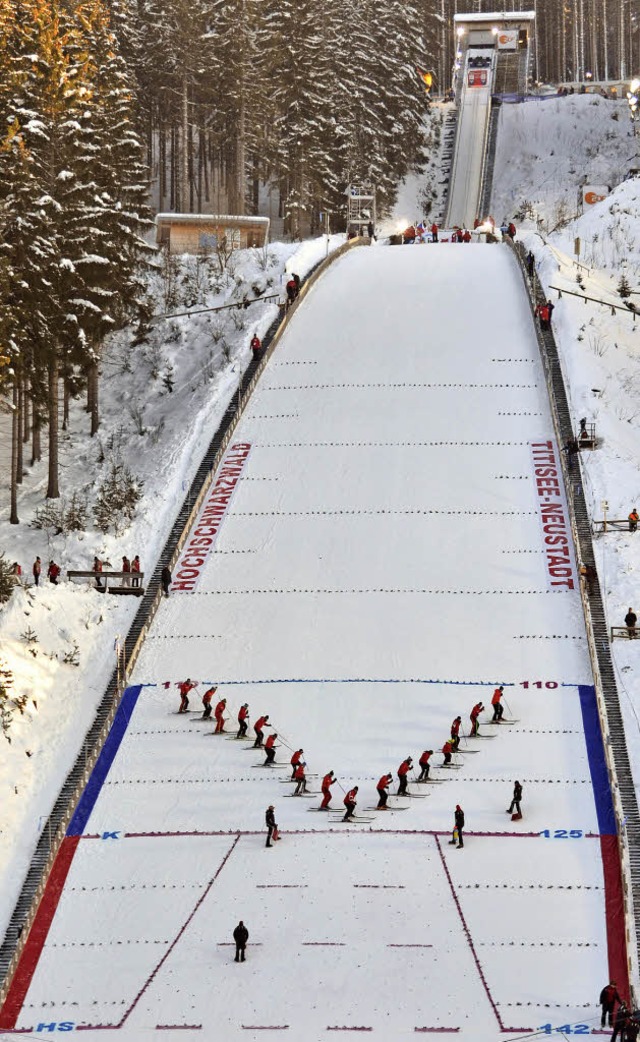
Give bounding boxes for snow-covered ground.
[0,246,613,1040]
[2,90,640,1039]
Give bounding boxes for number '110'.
[521,681,558,689]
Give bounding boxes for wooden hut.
[156,214,270,255]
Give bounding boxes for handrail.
[510,238,640,1002]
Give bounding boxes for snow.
[2,90,640,1040]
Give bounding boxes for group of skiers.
[173,682,522,847]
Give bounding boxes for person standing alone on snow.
[448,805,464,848]
[161,565,172,597]
[507,780,523,818]
[265,805,279,847]
[600,981,622,1028]
[233,921,249,962]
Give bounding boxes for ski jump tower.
[445,10,535,230]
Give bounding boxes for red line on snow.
[414,1029,460,1034]
[0,835,81,1031]
[434,834,532,1036]
[600,835,630,1000]
[156,1025,202,1031]
[115,834,240,1028]
[388,943,433,948]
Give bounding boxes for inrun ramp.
[0,245,626,1041]
[446,57,494,229]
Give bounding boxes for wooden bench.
[611,626,640,640]
[67,570,145,595]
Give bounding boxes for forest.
[0,0,636,524]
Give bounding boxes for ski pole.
[504,697,513,717]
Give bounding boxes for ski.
[458,749,480,754]
[416,779,445,785]
[364,806,409,812]
[307,807,332,813]
[283,793,318,798]
[279,775,318,782]
[393,793,427,799]
[171,710,195,715]
[329,816,375,824]
[468,735,496,740]
[225,735,251,741]
[250,764,288,770]
[437,764,462,770]
[488,720,519,725]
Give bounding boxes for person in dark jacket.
[611,1004,630,1042]
[600,982,622,1027]
[161,565,172,597]
[625,609,637,637]
[265,805,278,847]
[507,781,523,817]
[526,250,535,278]
[233,920,249,962]
[449,805,464,848]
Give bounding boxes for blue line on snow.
[578,684,617,836]
[66,685,143,837]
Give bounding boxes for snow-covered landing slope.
[2,245,617,1041]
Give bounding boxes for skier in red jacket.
[397,757,413,796]
[470,702,484,737]
[293,761,307,794]
[264,733,278,766]
[491,686,504,721]
[343,786,358,821]
[450,716,462,750]
[442,739,454,765]
[201,685,216,720]
[253,714,269,748]
[376,773,393,809]
[237,703,249,738]
[320,771,335,809]
[178,678,196,714]
[418,750,433,781]
[214,697,227,733]
[290,748,304,779]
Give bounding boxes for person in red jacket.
[442,739,454,765]
[264,732,278,766]
[376,773,393,809]
[237,703,249,738]
[250,334,262,356]
[214,697,227,733]
[178,678,196,713]
[343,786,358,821]
[491,686,504,721]
[470,701,484,737]
[131,554,141,587]
[320,771,335,809]
[418,750,433,781]
[290,748,304,779]
[293,761,307,793]
[430,222,439,243]
[450,716,462,751]
[47,560,61,584]
[397,757,413,796]
[202,685,217,720]
[253,714,269,748]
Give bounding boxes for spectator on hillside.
[32,557,41,587]
[628,507,639,533]
[47,560,60,585]
[367,220,375,240]
[131,555,141,587]
[122,555,131,587]
[161,565,172,598]
[526,250,535,278]
[625,608,637,638]
[93,556,104,590]
[11,562,22,585]
[250,334,262,357]
[286,277,298,305]
[535,300,551,331]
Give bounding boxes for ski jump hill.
[0,244,633,1040]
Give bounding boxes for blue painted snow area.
[66,685,142,837]
[578,684,617,836]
